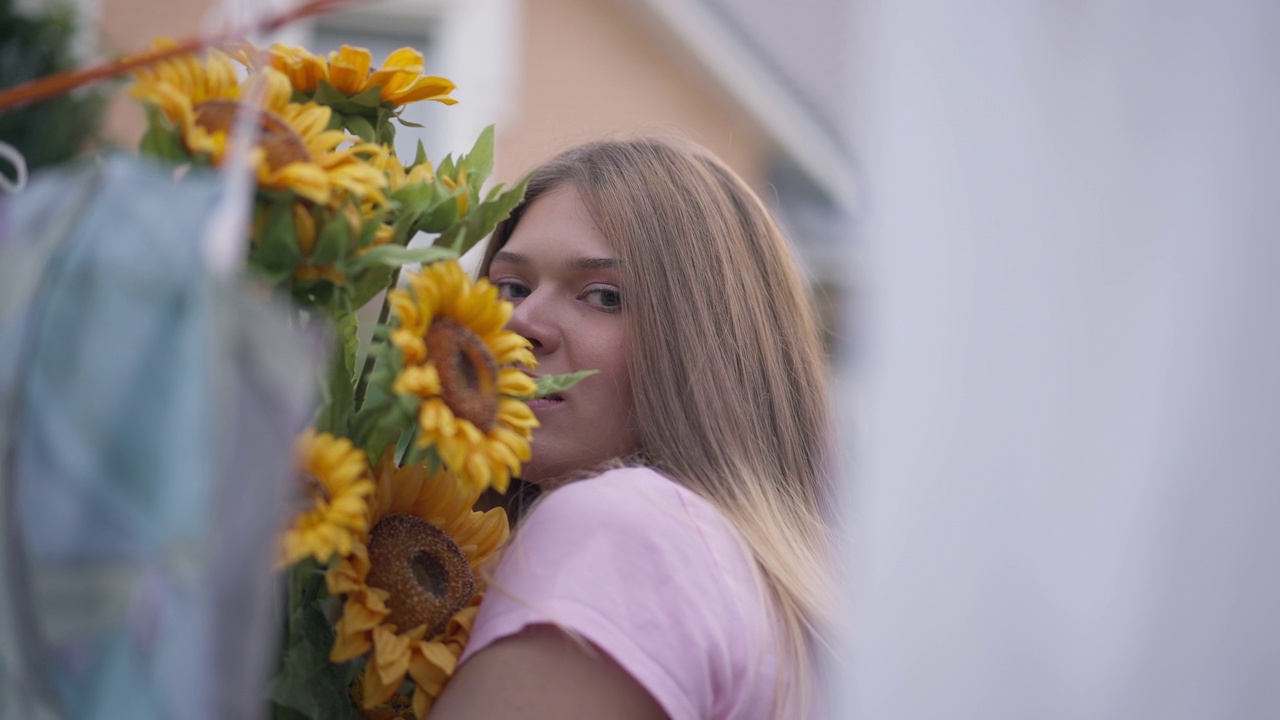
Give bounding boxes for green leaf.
[353,216,385,252]
[390,180,444,219]
[342,84,385,110]
[313,79,385,116]
[342,114,376,143]
[390,213,417,248]
[416,196,459,235]
[314,313,358,436]
[347,244,457,272]
[362,344,398,361]
[257,188,298,205]
[251,201,302,284]
[388,169,457,236]
[400,435,440,469]
[436,153,456,178]
[459,125,495,184]
[312,212,350,265]
[533,370,597,398]
[312,79,348,107]
[361,409,409,464]
[448,226,467,254]
[341,317,360,375]
[397,392,421,416]
[267,600,360,720]
[375,120,396,147]
[394,425,415,463]
[138,106,188,162]
[291,279,335,308]
[414,140,430,167]
[139,126,184,162]
[433,171,531,255]
[349,265,393,310]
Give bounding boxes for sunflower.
[290,201,396,285]
[383,153,435,193]
[328,454,507,718]
[248,42,327,94]
[130,46,388,206]
[437,165,470,216]
[280,430,376,567]
[387,261,538,494]
[129,42,240,128]
[250,43,457,108]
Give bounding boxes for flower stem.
[353,267,401,411]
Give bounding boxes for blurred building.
[98,0,855,345]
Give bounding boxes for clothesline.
[0,0,360,112]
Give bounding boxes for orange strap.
[0,0,359,111]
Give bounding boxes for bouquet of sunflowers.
[125,40,584,719]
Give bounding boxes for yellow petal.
[293,203,316,255]
[382,47,426,70]
[412,687,432,720]
[491,426,532,461]
[330,45,373,93]
[498,368,537,397]
[372,625,413,686]
[410,641,457,681]
[262,163,331,204]
[391,329,428,365]
[388,76,457,105]
[361,661,400,708]
[259,68,294,111]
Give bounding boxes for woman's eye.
[495,280,531,301]
[584,287,622,311]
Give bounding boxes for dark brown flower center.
[364,513,474,637]
[425,317,499,431]
[193,99,310,170]
[300,472,330,504]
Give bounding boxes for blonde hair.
[482,138,835,716]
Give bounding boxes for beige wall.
[100,0,217,147]
[495,0,770,191]
[99,0,771,193]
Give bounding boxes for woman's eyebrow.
[491,250,528,266]
[570,256,618,271]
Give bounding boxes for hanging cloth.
[0,154,320,720]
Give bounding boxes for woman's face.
[488,184,640,486]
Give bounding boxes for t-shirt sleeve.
[459,467,771,720]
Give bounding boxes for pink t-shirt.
[459,467,787,720]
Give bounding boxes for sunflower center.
[193,99,310,170]
[425,317,499,431]
[364,513,475,637]
[410,551,448,598]
[300,472,330,504]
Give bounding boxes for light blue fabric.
[0,154,320,719]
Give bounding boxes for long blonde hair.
[482,138,835,715]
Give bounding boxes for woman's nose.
[505,291,559,356]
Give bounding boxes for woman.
[432,138,835,719]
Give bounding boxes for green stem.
[287,563,304,647]
[353,266,401,411]
[397,426,417,467]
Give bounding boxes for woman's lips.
[525,396,564,411]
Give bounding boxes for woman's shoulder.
[522,467,744,561]
[477,466,780,719]
[505,466,771,656]
[539,465,702,512]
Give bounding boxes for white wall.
[840,2,1280,718]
